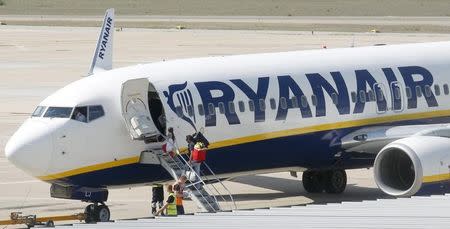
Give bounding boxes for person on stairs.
[189,141,207,188]
[154,184,177,217]
[162,127,176,157]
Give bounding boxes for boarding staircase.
[143,142,236,213]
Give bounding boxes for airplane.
[5,8,450,223]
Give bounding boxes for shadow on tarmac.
[226,174,391,206]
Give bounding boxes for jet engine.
[374,135,450,197]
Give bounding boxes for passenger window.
[301,95,308,108]
[218,102,225,114]
[351,91,356,103]
[32,106,46,117]
[238,101,245,112]
[208,103,215,115]
[331,93,338,105]
[187,105,194,117]
[175,106,183,118]
[444,84,449,95]
[259,99,266,111]
[270,98,276,110]
[359,90,366,103]
[434,84,441,96]
[71,106,88,122]
[88,105,104,121]
[415,86,422,97]
[228,101,236,114]
[198,104,205,116]
[291,96,298,108]
[280,97,287,109]
[249,100,255,112]
[405,87,412,99]
[311,95,317,106]
[424,85,432,97]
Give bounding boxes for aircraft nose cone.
[5,119,53,176]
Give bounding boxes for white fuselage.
[5,41,450,188]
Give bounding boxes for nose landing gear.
[84,203,110,223]
[302,169,347,194]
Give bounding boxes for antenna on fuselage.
[87,8,115,76]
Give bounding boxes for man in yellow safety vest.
[154,184,177,216]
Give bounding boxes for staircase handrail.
[152,147,219,212]
[173,148,222,211]
[202,162,237,209]
[173,142,236,211]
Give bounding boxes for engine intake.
[374,136,450,197]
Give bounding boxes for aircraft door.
[373,83,387,114]
[121,78,160,140]
[390,81,404,112]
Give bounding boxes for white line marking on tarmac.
[0,180,41,185]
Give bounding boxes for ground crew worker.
[173,175,187,215]
[151,184,164,215]
[154,185,177,216]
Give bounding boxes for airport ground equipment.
[142,142,236,212]
[0,212,85,228]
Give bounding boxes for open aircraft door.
[121,78,160,140]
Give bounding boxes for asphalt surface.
[1,26,450,227]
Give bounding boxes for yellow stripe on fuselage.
[423,173,450,183]
[39,109,450,181]
[207,109,450,149]
[38,156,140,181]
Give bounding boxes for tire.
[302,170,324,193]
[84,204,97,224]
[97,205,111,222]
[45,220,55,227]
[324,169,347,194]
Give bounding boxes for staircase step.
[149,149,225,213]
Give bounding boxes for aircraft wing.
[340,123,450,155]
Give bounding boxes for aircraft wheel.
[97,204,111,222]
[324,169,347,194]
[302,170,324,193]
[84,204,97,223]
[45,220,55,227]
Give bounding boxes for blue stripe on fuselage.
[47,115,450,188]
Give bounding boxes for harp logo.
[163,82,197,131]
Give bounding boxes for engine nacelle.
[374,136,450,197]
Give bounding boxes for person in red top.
[189,142,207,187]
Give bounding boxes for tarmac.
[1,25,450,227]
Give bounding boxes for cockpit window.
[43,107,73,118]
[71,107,88,123]
[71,105,105,123]
[89,105,105,121]
[31,106,46,117]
